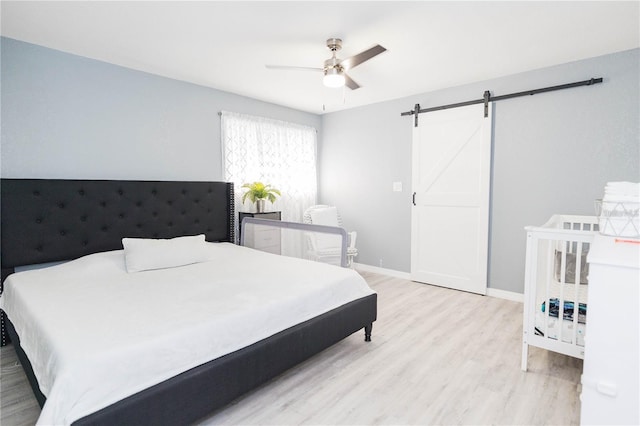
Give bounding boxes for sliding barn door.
[410,103,493,295]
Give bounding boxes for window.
[221,111,317,227]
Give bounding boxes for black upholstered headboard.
[1,179,234,271]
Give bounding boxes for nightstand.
[238,211,282,254]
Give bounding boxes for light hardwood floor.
[0,271,582,425]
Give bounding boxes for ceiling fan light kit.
[267,37,386,91]
[323,67,345,88]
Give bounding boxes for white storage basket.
[521,215,599,371]
[595,199,640,237]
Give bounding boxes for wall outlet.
[393,182,403,192]
[379,259,383,267]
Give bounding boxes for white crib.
[521,214,599,371]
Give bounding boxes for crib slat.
[544,239,553,343]
[572,241,583,345]
[558,242,567,343]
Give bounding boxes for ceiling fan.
[266,38,386,90]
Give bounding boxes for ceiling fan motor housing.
[324,56,342,72]
[324,38,343,74]
[326,38,342,52]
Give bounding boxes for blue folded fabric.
[541,298,587,323]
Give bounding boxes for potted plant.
[241,182,281,213]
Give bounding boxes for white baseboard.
[353,263,411,280]
[354,263,523,303]
[485,288,524,303]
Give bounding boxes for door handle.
[412,192,416,206]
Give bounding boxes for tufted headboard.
[1,179,234,273]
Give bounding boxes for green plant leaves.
[241,182,281,204]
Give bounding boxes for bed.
[521,214,597,371]
[0,178,377,425]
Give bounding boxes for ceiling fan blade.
[265,65,323,72]
[339,44,387,70]
[344,73,361,90]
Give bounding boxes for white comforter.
[0,243,375,425]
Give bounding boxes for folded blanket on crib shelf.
[541,298,587,324]
[604,181,639,201]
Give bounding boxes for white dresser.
[580,234,639,425]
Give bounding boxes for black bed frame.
[0,178,376,425]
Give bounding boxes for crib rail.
[525,214,600,234]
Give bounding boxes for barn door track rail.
[401,77,603,127]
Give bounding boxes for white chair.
[302,205,358,268]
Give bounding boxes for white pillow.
[309,207,339,226]
[122,234,208,273]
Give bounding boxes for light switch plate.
[393,182,403,192]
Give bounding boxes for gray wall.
[3,37,638,294]
[1,37,321,180]
[320,48,639,293]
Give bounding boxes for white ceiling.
[1,1,638,115]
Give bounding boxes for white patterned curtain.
[221,111,317,229]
